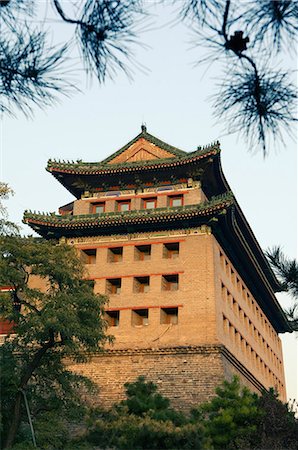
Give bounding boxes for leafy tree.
[0,182,18,235]
[0,0,296,154]
[266,246,298,330]
[0,235,109,448]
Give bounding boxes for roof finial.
[141,123,147,133]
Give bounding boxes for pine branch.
[266,247,298,298]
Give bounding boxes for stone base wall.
[67,345,266,411]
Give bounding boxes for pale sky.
[1,2,297,400]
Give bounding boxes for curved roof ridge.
[188,141,221,156]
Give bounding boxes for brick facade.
[22,130,290,408]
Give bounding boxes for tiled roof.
[47,131,220,175]
[23,193,233,233]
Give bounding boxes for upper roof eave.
[47,145,220,175]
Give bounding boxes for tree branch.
[4,331,56,448]
[52,0,106,42]
[19,331,55,389]
[221,0,230,41]
[52,0,80,25]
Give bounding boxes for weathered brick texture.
[67,345,268,410]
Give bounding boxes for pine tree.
[266,247,298,330]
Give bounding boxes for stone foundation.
[67,345,266,410]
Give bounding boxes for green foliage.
[0,182,19,235]
[0,235,109,448]
[8,375,296,450]
[117,376,185,425]
[193,376,261,449]
[266,246,298,329]
[84,375,298,450]
[86,376,206,449]
[87,414,206,450]
[255,388,298,449]
[193,376,298,449]
[13,411,69,450]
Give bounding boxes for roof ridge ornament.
[141,123,147,133]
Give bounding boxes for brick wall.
[28,226,287,404]
[213,240,287,401]
[67,346,225,410]
[71,184,203,216]
[79,228,219,349]
[67,345,269,411]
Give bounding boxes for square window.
[92,202,105,214]
[168,195,183,207]
[135,245,151,261]
[143,197,157,209]
[160,307,178,325]
[132,309,149,326]
[162,274,179,291]
[81,249,96,264]
[106,278,122,295]
[163,242,179,259]
[105,310,120,327]
[117,200,131,212]
[134,276,150,293]
[108,247,123,263]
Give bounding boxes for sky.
[1,2,297,400]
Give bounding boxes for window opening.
[105,310,120,327]
[132,309,149,326]
[162,274,179,291]
[117,200,131,212]
[143,197,157,209]
[92,202,105,214]
[160,307,178,325]
[108,247,123,263]
[81,249,96,264]
[168,195,183,207]
[163,242,179,259]
[106,278,122,295]
[134,276,150,293]
[135,245,151,261]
